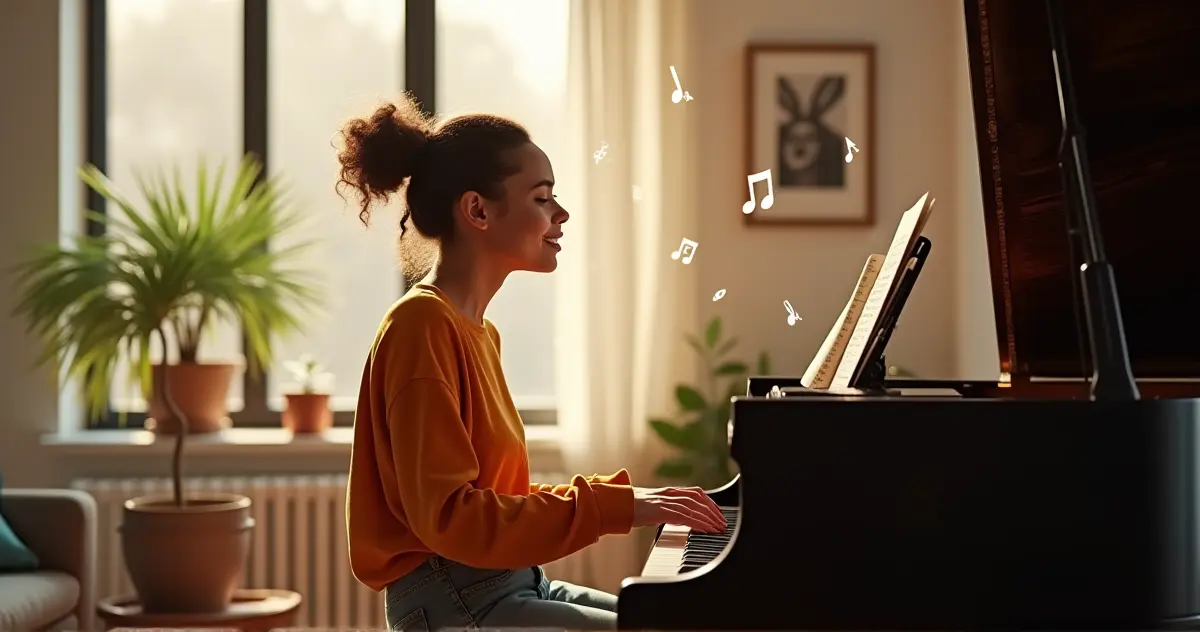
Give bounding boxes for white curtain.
[553,0,699,593]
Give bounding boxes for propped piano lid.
[962,0,1200,379]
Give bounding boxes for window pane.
[266,0,406,410]
[107,0,244,412]
[436,0,570,410]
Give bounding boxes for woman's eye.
[535,198,549,204]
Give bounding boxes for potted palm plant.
[282,353,334,434]
[10,155,322,613]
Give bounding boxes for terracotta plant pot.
[120,492,254,613]
[282,393,333,434]
[147,363,236,434]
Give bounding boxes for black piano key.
[688,534,730,542]
[673,507,740,574]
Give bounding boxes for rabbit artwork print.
[777,74,848,188]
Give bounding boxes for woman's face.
[481,142,569,273]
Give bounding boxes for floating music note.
[593,142,609,165]
[712,288,726,302]
[741,169,775,214]
[844,137,860,164]
[670,238,699,265]
[784,300,802,326]
[669,66,693,103]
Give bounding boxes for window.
[435,0,569,411]
[88,0,565,428]
[265,0,406,414]
[106,0,245,413]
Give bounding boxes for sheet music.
[802,254,883,388]
[830,193,932,388]
[802,296,853,387]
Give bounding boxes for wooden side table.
[97,589,302,632]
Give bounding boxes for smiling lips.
[543,235,562,251]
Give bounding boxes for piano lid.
[963,0,1200,379]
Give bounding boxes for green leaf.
[675,385,707,411]
[655,458,695,480]
[714,361,748,376]
[715,337,739,357]
[649,418,703,450]
[704,316,722,348]
[756,351,772,375]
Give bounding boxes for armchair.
[0,489,97,631]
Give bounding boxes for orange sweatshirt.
[347,284,636,591]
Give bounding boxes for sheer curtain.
[553,0,699,592]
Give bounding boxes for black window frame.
[85,0,438,430]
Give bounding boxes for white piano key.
[639,509,739,577]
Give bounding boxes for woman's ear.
[457,191,490,231]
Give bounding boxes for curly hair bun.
[336,97,433,226]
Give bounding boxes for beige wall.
[690,0,997,380]
[0,0,1000,488]
[0,0,75,487]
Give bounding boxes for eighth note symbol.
[741,169,775,214]
[593,142,609,165]
[670,237,699,265]
[844,137,860,164]
[669,66,693,103]
[784,300,802,326]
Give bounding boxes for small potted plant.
[648,316,772,490]
[282,354,334,434]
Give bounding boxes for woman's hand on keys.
[632,486,727,533]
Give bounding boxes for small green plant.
[283,354,333,394]
[648,316,771,490]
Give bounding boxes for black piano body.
[622,396,1200,630]
[618,0,1200,628]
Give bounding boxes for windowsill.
[40,424,563,457]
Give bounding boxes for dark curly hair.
[335,94,531,283]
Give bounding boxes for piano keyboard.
[641,506,739,576]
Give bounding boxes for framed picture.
[743,43,875,226]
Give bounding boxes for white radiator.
[72,473,587,629]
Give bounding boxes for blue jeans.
[384,555,618,630]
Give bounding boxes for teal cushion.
[0,473,39,571]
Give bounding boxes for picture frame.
[743,43,876,227]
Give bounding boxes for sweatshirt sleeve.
[390,378,635,568]
[531,469,632,496]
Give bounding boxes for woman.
[337,95,727,631]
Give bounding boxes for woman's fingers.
[668,487,726,528]
[661,500,724,533]
[658,501,715,532]
[682,496,726,532]
[688,487,726,526]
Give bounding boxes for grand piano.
[618,0,1200,629]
